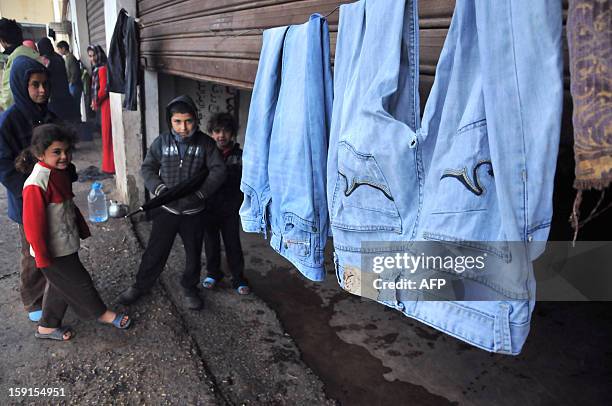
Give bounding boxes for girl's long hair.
[15,124,76,174]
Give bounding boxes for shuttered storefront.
[138,1,578,239]
[138,0,454,98]
[86,0,106,50]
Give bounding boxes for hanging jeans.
[328,0,563,354]
[240,14,333,282]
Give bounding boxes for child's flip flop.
[35,326,74,341]
[110,313,132,329]
[236,285,250,295]
[29,310,42,322]
[202,277,217,289]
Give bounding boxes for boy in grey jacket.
[118,95,226,310]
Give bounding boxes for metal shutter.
[87,0,106,50]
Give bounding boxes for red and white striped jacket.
[23,162,90,268]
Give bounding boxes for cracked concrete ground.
[1,137,610,405]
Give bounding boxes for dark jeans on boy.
[40,253,107,328]
[202,211,246,288]
[134,209,206,295]
[18,225,45,312]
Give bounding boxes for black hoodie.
[0,56,57,222]
[141,95,227,215]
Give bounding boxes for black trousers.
[202,212,246,288]
[18,225,45,312]
[40,253,107,328]
[135,209,205,294]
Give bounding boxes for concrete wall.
[238,90,251,146]
[68,0,90,64]
[143,69,159,149]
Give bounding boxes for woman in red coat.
[87,45,115,174]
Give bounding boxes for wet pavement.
[1,137,611,405]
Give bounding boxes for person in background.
[201,113,250,295]
[22,40,38,52]
[87,44,114,174]
[36,38,80,123]
[17,124,131,341]
[55,40,82,109]
[0,56,60,322]
[0,18,39,112]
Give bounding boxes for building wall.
[0,0,56,24]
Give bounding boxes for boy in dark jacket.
[118,95,227,310]
[201,113,249,294]
[0,56,60,321]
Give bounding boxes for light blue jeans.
[328,0,563,354]
[240,15,333,281]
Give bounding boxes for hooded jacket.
[0,44,39,110]
[36,38,80,122]
[206,142,243,217]
[0,56,57,223]
[141,95,227,215]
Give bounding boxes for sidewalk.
[1,137,610,405]
[0,138,331,405]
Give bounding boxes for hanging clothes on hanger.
[240,14,333,282]
[108,8,139,111]
[328,0,563,355]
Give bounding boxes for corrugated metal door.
[87,0,106,49]
[137,0,457,93]
[138,0,352,88]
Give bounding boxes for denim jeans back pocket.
[430,120,495,214]
[422,120,509,260]
[330,142,401,233]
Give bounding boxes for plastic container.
[87,182,108,222]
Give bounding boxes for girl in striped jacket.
[17,124,131,341]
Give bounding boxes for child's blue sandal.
[110,313,131,329]
[29,310,42,322]
[236,285,250,295]
[35,326,74,341]
[99,313,132,329]
[202,277,217,289]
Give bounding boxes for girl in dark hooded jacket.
[0,56,59,321]
[36,37,80,123]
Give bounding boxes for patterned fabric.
[568,0,612,190]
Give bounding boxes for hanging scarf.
[567,0,612,238]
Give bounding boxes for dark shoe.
[183,292,203,310]
[35,326,74,341]
[117,286,143,305]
